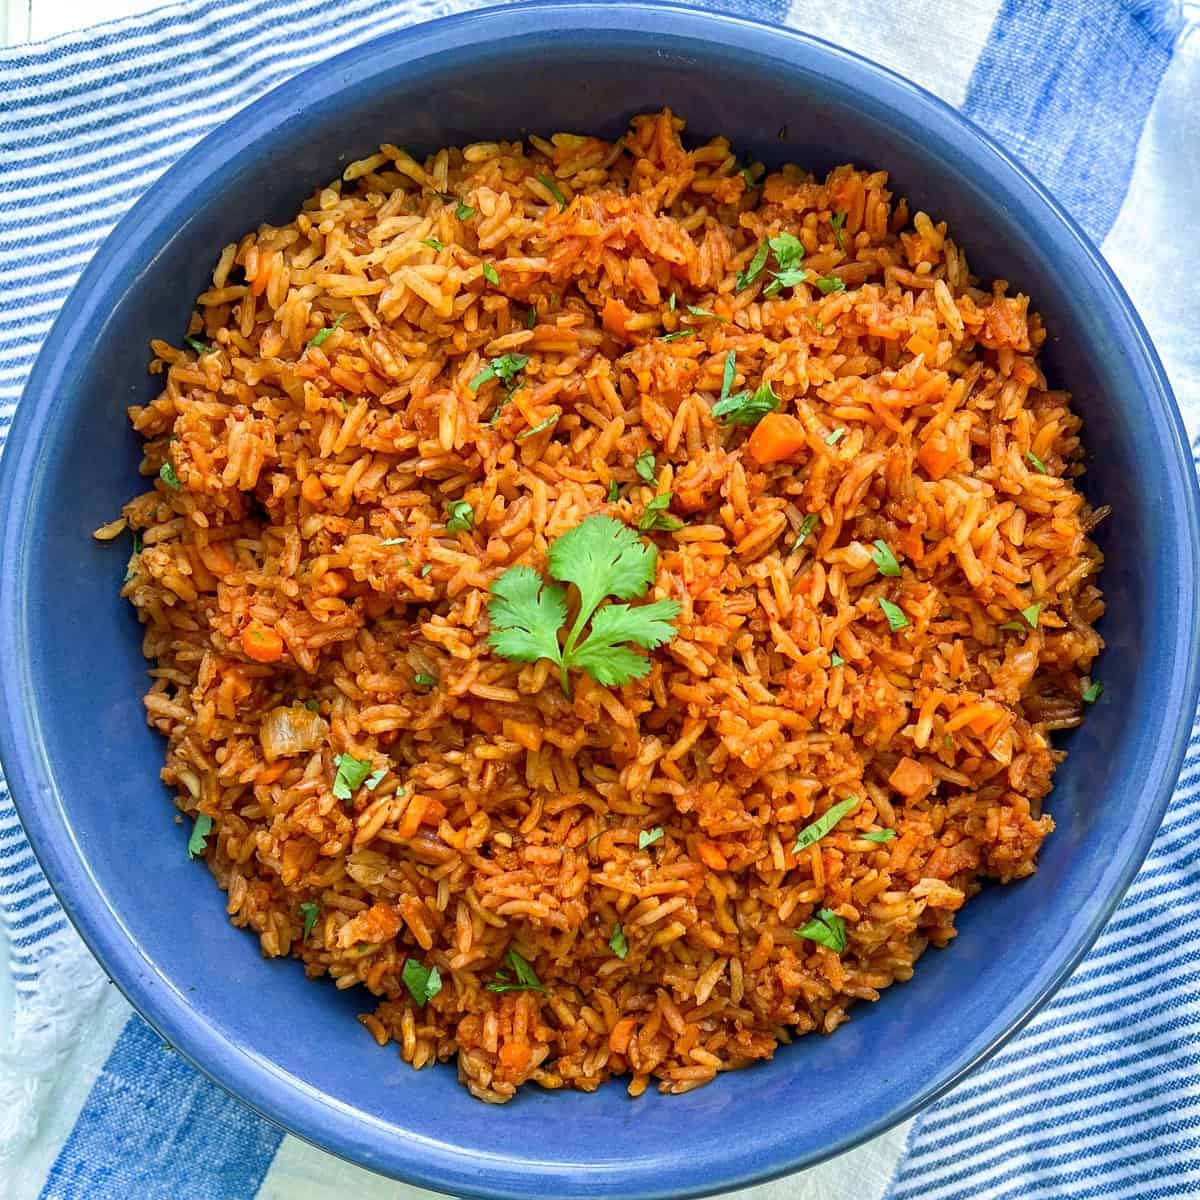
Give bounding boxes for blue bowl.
[2,4,1197,1197]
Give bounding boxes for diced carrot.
[889,756,934,797]
[241,621,284,663]
[301,473,326,504]
[499,1042,532,1073]
[917,435,959,480]
[696,839,728,871]
[609,1016,638,1055]
[747,412,807,465]
[398,794,429,839]
[603,297,634,337]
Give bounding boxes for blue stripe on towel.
[961,0,1184,243]
[39,1016,283,1200]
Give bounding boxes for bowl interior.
[5,7,1198,1199]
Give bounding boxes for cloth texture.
[1,1,1199,1197]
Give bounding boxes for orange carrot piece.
[889,756,933,797]
[602,297,633,337]
[917,435,959,480]
[747,412,807,465]
[241,622,284,663]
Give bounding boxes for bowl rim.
[2,3,1198,1197]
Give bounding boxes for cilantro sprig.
[795,908,848,954]
[487,948,545,993]
[470,353,528,394]
[794,797,859,853]
[403,959,443,1005]
[332,753,374,803]
[537,173,568,210]
[710,350,780,427]
[187,814,212,859]
[487,515,681,695]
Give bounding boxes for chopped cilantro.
[364,767,387,791]
[445,499,475,533]
[304,698,320,711]
[607,479,620,503]
[184,335,213,355]
[468,353,529,393]
[187,813,212,859]
[414,673,437,688]
[795,908,848,954]
[306,312,346,349]
[825,427,847,446]
[538,173,568,210]
[482,263,500,286]
[713,381,779,426]
[815,275,847,295]
[686,305,725,322]
[878,597,909,632]
[379,537,407,547]
[793,513,820,551]
[830,653,845,667]
[659,330,695,342]
[736,242,770,290]
[517,414,560,441]
[487,948,545,993]
[1027,449,1048,473]
[638,493,684,533]
[1021,602,1042,628]
[861,829,896,844]
[159,461,182,490]
[638,826,664,850]
[421,237,444,251]
[794,797,859,853]
[668,293,677,312]
[403,959,443,1005]
[1083,680,1104,703]
[526,305,538,329]
[455,201,475,221]
[871,540,901,578]
[419,564,434,577]
[332,754,373,802]
[609,923,628,959]
[299,901,320,941]
[831,211,847,249]
[487,515,681,694]
[635,450,657,484]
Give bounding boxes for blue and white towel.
[2,2,1199,1197]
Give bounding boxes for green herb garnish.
[795,908,847,954]
[445,499,475,533]
[635,450,657,484]
[333,754,374,802]
[736,241,770,290]
[831,211,847,249]
[456,201,476,221]
[538,173,568,210]
[420,564,434,578]
[861,829,896,844]
[1026,449,1047,473]
[686,305,725,322]
[871,540,901,578]
[609,923,628,959]
[825,427,847,446]
[794,513,820,552]
[380,537,407,547]
[159,461,182,490]
[413,673,437,688]
[668,293,677,312]
[482,263,500,286]
[638,826,664,850]
[300,901,320,941]
[306,312,346,349]
[1021,603,1042,628]
[403,959,443,1005]
[638,493,684,533]
[878,597,909,632]
[304,698,320,711]
[526,305,538,329]
[187,814,212,859]
[659,330,695,342]
[794,797,859,853]
[487,948,545,993]
[364,767,387,791]
[487,515,681,694]
[830,653,845,667]
[517,414,559,441]
[184,335,213,355]
[607,480,620,503]
[421,237,444,251]
[713,381,779,426]
[1082,680,1103,703]
[815,275,846,295]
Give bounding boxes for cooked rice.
[118,110,1105,1103]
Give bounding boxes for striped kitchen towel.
[2,2,1199,1198]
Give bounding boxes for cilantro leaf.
[638,826,664,849]
[306,312,346,349]
[333,754,373,802]
[794,797,859,853]
[1027,449,1047,473]
[659,330,695,342]
[469,353,529,393]
[668,293,677,312]
[526,305,538,329]
[763,267,809,297]
[637,493,684,533]
[831,211,847,249]
[815,275,846,295]
[878,597,909,631]
[1021,602,1042,628]
[635,449,657,483]
[364,767,387,791]
[736,242,770,290]
[422,237,444,251]
[445,500,474,533]
[825,427,847,445]
[379,537,407,547]
[609,923,628,959]
[413,672,437,688]
[184,335,213,355]
[403,959,443,1005]
[861,829,896,844]
[456,201,475,221]
[712,381,779,426]
[720,350,738,400]
[300,901,320,941]
[489,516,680,694]
[1083,680,1103,704]
[482,263,500,285]
[871,540,901,578]
[830,653,845,667]
[487,565,568,666]
[517,414,560,441]
[487,948,545,993]
[768,232,804,271]
[304,698,321,711]
[686,305,725,322]
[538,173,568,210]
[187,813,212,859]
[794,513,820,551]
[796,908,848,953]
[159,461,182,490]
[607,479,620,503]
